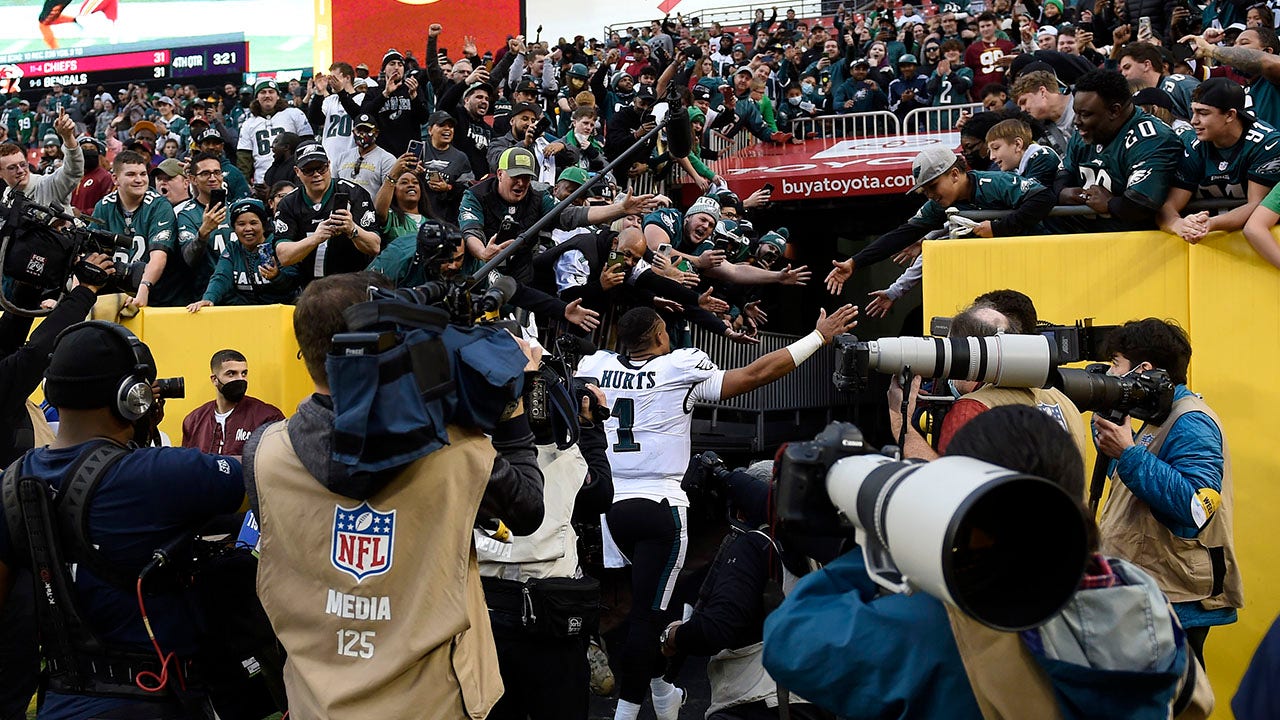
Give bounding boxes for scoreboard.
[0,39,248,92]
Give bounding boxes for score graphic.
[0,40,247,92]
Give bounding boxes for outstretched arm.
[720,305,859,399]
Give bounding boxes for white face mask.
[788,95,802,105]
[802,81,815,92]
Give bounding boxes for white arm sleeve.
[885,255,923,300]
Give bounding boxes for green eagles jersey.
[176,197,233,295]
[1247,77,1280,129]
[1159,74,1200,121]
[8,110,35,144]
[910,171,1046,228]
[1174,120,1280,199]
[1017,144,1062,187]
[1063,107,1182,219]
[643,207,692,250]
[931,67,974,107]
[92,189,177,264]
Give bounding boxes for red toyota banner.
[330,0,524,71]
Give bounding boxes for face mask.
[802,81,815,92]
[82,148,100,170]
[788,95,802,105]
[218,378,248,403]
[355,133,376,149]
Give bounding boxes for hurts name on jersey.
[598,369,658,390]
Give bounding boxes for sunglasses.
[299,164,329,176]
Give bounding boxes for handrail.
[954,198,1247,222]
[790,110,900,138]
[901,103,982,134]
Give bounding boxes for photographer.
[762,406,1211,720]
[478,364,613,720]
[888,301,1089,463]
[243,272,544,717]
[0,255,112,719]
[579,304,858,720]
[1093,318,1243,666]
[0,321,246,719]
[658,456,832,720]
[0,108,80,206]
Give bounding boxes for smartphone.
[762,183,774,194]
[209,187,227,208]
[1138,16,1152,39]
[607,250,626,269]
[332,190,349,215]
[407,139,426,163]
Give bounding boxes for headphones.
[51,321,158,422]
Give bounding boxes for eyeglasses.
[299,164,329,176]
[193,169,220,179]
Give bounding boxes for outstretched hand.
[815,304,859,342]
[825,258,853,295]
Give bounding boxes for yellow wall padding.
[924,228,1280,719]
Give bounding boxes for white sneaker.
[652,685,685,720]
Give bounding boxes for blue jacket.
[763,552,1190,720]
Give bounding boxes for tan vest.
[476,443,586,582]
[1098,395,1244,610]
[253,420,503,720]
[964,385,1091,462]
[26,401,55,448]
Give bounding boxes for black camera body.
[1059,364,1175,426]
[832,334,869,392]
[155,377,185,399]
[526,336,605,445]
[0,192,147,313]
[776,422,887,537]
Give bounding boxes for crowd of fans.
[0,1,1279,720]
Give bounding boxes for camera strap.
[56,440,137,590]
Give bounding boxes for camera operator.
[0,254,113,719]
[0,321,246,719]
[889,301,1088,463]
[1093,318,1243,666]
[579,304,858,720]
[762,406,1211,720]
[477,367,613,720]
[242,272,545,717]
[658,456,832,720]
[91,150,177,309]
[0,108,81,206]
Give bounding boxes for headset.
[50,321,158,422]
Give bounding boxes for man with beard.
[236,79,312,184]
[70,134,113,214]
[181,349,284,457]
[420,110,473,220]
[1053,69,1182,233]
[440,72,495,177]
[334,113,397,199]
[356,49,430,156]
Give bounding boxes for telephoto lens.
[154,377,185,399]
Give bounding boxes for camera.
[533,114,552,137]
[0,191,148,315]
[832,333,1059,393]
[929,316,1118,365]
[155,377,185,399]
[526,335,604,448]
[776,422,1090,631]
[1057,363,1174,425]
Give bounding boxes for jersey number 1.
[611,398,641,452]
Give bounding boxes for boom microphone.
[665,101,694,160]
[480,275,518,316]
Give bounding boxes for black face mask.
[82,148,100,170]
[218,378,248,403]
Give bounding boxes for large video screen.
[0,0,313,71]
[331,0,523,70]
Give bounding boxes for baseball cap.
[353,113,377,130]
[295,142,329,168]
[151,158,186,178]
[1194,77,1249,116]
[157,95,175,106]
[254,79,279,94]
[853,58,871,69]
[692,84,712,100]
[196,128,224,144]
[897,54,919,66]
[130,120,160,137]
[568,63,589,78]
[687,195,721,222]
[464,81,493,98]
[497,146,538,178]
[1132,86,1175,111]
[428,110,456,127]
[1037,26,1059,38]
[509,101,540,118]
[18,98,30,106]
[514,77,539,96]
[558,166,591,186]
[909,146,961,193]
[732,43,746,53]
[636,85,656,102]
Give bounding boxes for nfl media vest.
[252,421,503,719]
[1099,395,1244,610]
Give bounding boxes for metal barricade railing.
[605,1,824,41]
[627,170,668,198]
[790,111,900,139]
[708,127,755,158]
[901,103,982,134]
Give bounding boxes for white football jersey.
[236,107,312,183]
[319,93,364,163]
[577,348,725,506]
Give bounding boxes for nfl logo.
[331,502,396,582]
[1036,402,1069,433]
[1219,161,1229,171]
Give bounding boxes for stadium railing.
[901,103,982,134]
[790,110,900,138]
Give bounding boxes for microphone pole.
[466,104,684,289]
